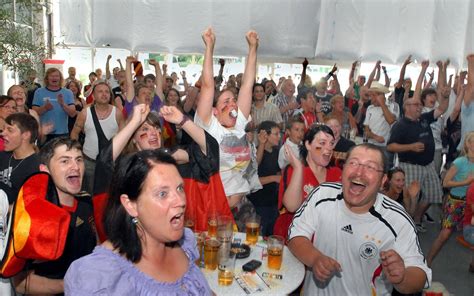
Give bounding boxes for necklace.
[7,154,26,180]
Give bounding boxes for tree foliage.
[0,0,48,76]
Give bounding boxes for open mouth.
[66,175,81,187]
[170,212,184,229]
[229,109,238,118]
[349,179,367,195]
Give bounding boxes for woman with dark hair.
[92,103,232,239]
[274,124,342,239]
[64,149,212,294]
[162,88,184,147]
[65,80,86,134]
[382,167,420,216]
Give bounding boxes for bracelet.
[178,115,190,127]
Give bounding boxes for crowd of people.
[0,27,473,295]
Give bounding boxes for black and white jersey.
[288,183,432,296]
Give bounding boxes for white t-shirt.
[364,101,399,146]
[195,110,260,196]
[288,183,431,296]
[278,138,301,170]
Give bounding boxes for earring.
[132,217,139,225]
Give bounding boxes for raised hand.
[403,55,412,66]
[421,60,429,69]
[436,60,442,68]
[107,55,112,60]
[160,105,185,125]
[380,250,405,285]
[246,30,259,48]
[439,85,451,98]
[148,59,159,67]
[162,64,168,73]
[443,59,450,69]
[352,60,358,69]
[126,56,137,64]
[202,27,216,47]
[181,71,186,78]
[376,60,382,69]
[284,144,302,169]
[311,253,342,282]
[219,59,225,67]
[407,180,420,199]
[130,104,150,125]
[303,58,309,67]
[331,63,337,73]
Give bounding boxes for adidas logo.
[341,224,353,234]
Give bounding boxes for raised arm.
[349,60,357,86]
[366,60,381,88]
[374,63,381,82]
[237,30,259,119]
[398,55,412,87]
[181,70,189,92]
[161,105,206,154]
[382,66,391,87]
[111,104,149,161]
[125,56,136,102]
[195,27,216,125]
[433,60,450,119]
[149,59,164,99]
[282,145,305,212]
[298,58,309,88]
[117,58,124,71]
[105,55,112,80]
[465,54,474,105]
[424,69,434,89]
[412,60,429,102]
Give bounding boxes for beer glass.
[204,238,221,270]
[245,215,261,245]
[267,235,284,270]
[217,249,236,286]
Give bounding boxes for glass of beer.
[194,232,205,267]
[267,235,284,270]
[218,249,236,286]
[207,213,218,238]
[204,238,221,270]
[217,215,233,244]
[245,215,261,245]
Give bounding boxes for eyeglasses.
[345,159,384,173]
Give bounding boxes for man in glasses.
[288,143,431,296]
[387,60,450,233]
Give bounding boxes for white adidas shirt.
[288,183,431,296]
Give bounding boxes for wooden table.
[201,232,305,295]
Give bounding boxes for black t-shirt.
[388,110,436,166]
[334,137,355,153]
[316,93,333,115]
[32,193,97,280]
[0,152,40,204]
[248,147,280,207]
[394,87,414,118]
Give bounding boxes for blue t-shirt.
[32,87,74,135]
[450,156,474,197]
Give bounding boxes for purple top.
[124,94,162,117]
[64,228,212,295]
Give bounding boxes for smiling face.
[133,122,162,150]
[404,98,423,120]
[287,121,305,144]
[166,89,180,107]
[389,171,405,195]
[214,90,238,128]
[342,146,386,214]
[126,163,186,243]
[424,93,437,108]
[8,85,27,107]
[305,131,335,167]
[46,70,62,88]
[301,92,316,112]
[267,127,281,146]
[41,145,84,200]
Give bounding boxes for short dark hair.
[105,149,178,263]
[124,111,162,154]
[39,137,82,166]
[286,115,305,130]
[420,88,437,105]
[0,95,15,107]
[346,143,388,173]
[300,124,334,165]
[258,120,279,134]
[144,73,156,83]
[5,113,39,144]
[252,83,264,93]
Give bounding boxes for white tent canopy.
[59,0,474,68]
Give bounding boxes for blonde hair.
[43,68,64,87]
[461,131,474,156]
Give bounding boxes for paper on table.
[234,271,270,294]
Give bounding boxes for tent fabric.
[59,0,474,68]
